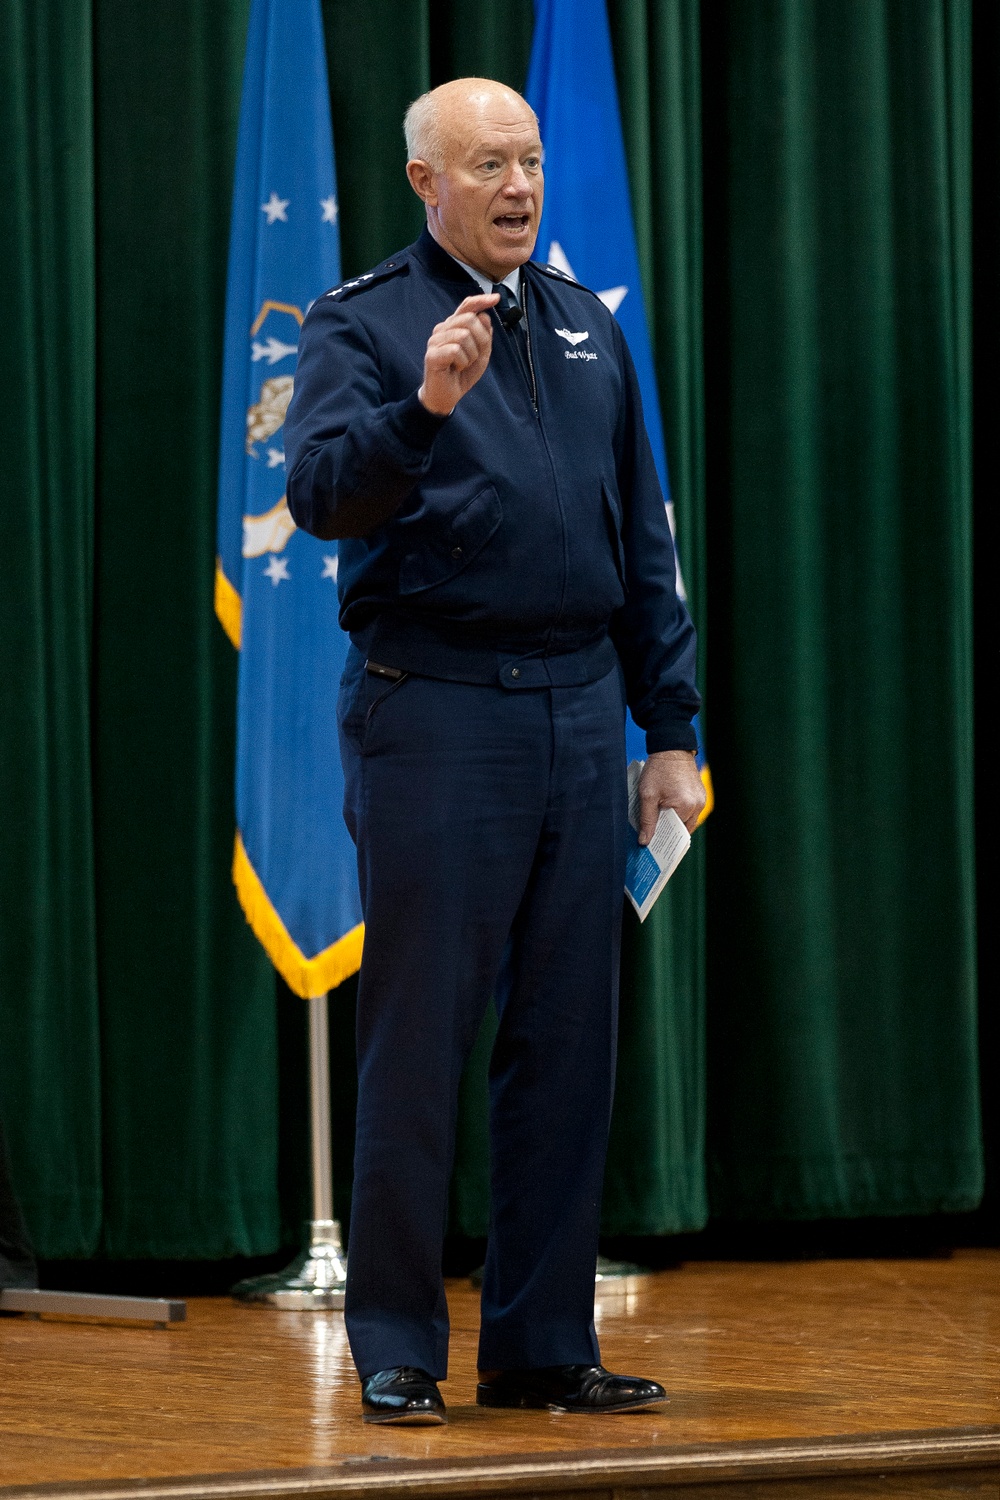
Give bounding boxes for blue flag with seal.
[526,0,711,814]
[216,0,362,997]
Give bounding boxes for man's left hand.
[637,750,706,843]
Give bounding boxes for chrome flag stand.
[232,993,347,1310]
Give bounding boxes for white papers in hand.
[624,759,691,922]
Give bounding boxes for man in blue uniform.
[285,78,705,1424]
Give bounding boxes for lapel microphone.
[493,282,524,332]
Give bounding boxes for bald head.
[404,78,544,282]
[404,79,538,172]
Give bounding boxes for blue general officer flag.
[526,0,711,810]
[216,0,362,996]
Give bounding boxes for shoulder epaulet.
[530,261,605,301]
[324,252,409,302]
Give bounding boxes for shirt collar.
[447,253,522,302]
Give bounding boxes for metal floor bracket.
[0,1287,186,1327]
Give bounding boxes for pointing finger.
[429,326,486,361]
[453,293,500,314]
[440,311,495,337]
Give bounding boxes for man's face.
[410,92,544,281]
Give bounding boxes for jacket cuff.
[384,390,450,455]
[644,714,698,755]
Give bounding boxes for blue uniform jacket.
[284,227,699,752]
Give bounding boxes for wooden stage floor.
[1,1251,997,1499]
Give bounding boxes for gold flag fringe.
[232,833,364,997]
[214,558,243,649]
[697,765,714,826]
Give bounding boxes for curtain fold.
[705,0,979,1219]
[91,0,280,1256]
[322,0,429,278]
[0,0,102,1256]
[602,0,708,1232]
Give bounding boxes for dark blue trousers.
[338,647,627,1381]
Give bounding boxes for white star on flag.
[266,447,285,468]
[320,196,338,224]
[261,192,289,224]
[321,555,339,581]
[547,241,627,315]
[263,556,290,585]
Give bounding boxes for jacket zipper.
[522,276,568,640]
[523,297,538,414]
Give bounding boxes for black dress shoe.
[477,1364,667,1414]
[361,1366,446,1424]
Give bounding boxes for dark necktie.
[492,281,530,379]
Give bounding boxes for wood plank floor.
[1,1251,997,1496]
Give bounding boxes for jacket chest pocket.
[398,484,503,595]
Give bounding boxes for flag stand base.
[231,1218,347,1310]
[594,1253,650,1282]
[232,992,347,1311]
[593,1254,653,1303]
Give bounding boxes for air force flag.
[216,0,362,996]
[526,0,710,805]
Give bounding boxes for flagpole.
[308,991,335,1223]
[232,992,348,1310]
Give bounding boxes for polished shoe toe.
[361,1366,446,1424]
[477,1364,666,1414]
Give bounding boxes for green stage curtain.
[601,0,709,1232]
[0,0,982,1260]
[704,0,981,1217]
[90,0,280,1257]
[0,0,102,1256]
[2,0,281,1260]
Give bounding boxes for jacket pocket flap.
[399,484,503,594]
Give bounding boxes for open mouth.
[494,214,531,235]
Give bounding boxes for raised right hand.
[418,293,499,416]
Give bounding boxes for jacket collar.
[411,225,536,295]
[411,225,482,287]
